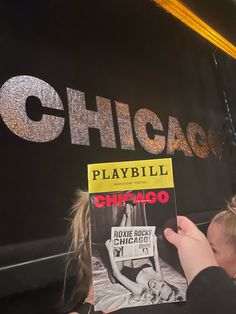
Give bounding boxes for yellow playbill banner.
[88,158,174,193]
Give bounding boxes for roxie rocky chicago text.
[92,164,168,180]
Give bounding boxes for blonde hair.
[212,195,236,248]
[67,190,92,307]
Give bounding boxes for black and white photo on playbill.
[90,189,187,312]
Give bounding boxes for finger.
[176,216,200,235]
[164,227,181,248]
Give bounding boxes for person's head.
[148,279,160,296]
[160,281,181,302]
[141,287,161,305]
[129,283,163,305]
[128,287,156,304]
[160,281,174,301]
[148,279,181,303]
[207,195,236,279]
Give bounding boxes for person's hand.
[164,216,218,284]
[105,239,113,253]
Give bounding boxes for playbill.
[88,158,187,312]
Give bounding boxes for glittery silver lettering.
[67,88,116,148]
[187,122,209,158]
[0,75,64,142]
[134,108,165,154]
[115,101,135,150]
[208,128,223,160]
[167,116,193,156]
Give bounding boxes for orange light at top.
[153,0,236,59]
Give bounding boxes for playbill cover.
[88,158,187,312]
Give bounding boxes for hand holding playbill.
[164,216,218,284]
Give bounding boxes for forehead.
[207,222,229,246]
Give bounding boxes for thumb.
[164,228,180,248]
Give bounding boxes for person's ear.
[148,279,156,289]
